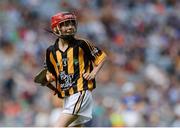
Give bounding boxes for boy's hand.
[34,68,55,86]
[46,71,55,82]
[83,70,96,80]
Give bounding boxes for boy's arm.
[83,56,107,80]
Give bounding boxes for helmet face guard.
[51,12,77,39]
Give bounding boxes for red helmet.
[51,12,77,31]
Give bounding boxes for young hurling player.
[45,12,107,127]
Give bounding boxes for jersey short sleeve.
[80,39,107,66]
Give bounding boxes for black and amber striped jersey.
[45,37,107,98]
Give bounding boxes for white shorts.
[62,90,93,126]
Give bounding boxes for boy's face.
[58,20,77,36]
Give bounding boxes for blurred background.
[0,0,180,127]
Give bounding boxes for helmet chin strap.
[44,28,74,41]
[52,31,62,37]
[52,31,75,41]
[52,25,76,41]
